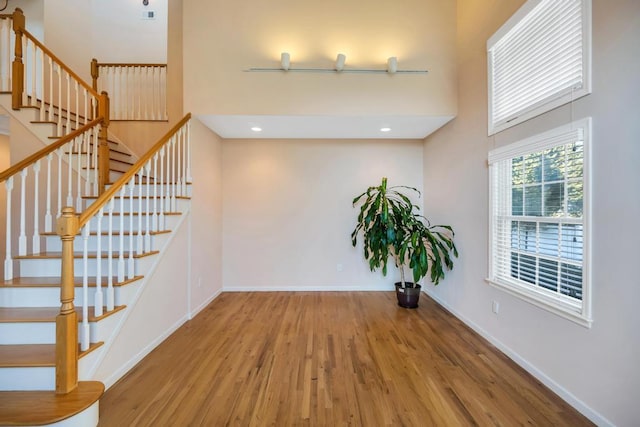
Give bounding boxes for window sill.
[485,278,593,328]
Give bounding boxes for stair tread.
[64,148,132,157]
[0,381,104,426]
[41,230,172,236]
[0,305,126,323]
[82,195,190,200]
[15,250,159,260]
[0,342,103,367]
[1,275,143,288]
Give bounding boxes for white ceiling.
[197,115,455,140]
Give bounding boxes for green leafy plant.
[351,177,458,288]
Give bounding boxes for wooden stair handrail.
[0,118,104,183]
[21,29,99,98]
[78,113,191,227]
[95,62,167,68]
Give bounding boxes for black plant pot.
[395,282,421,309]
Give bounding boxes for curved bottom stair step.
[0,381,104,426]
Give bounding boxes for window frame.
[487,117,592,327]
[487,0,592,135]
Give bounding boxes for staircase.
[0,8,192,427]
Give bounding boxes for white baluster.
[144,67,149,120]
[159,146,165,230]
[83,89,88,126]
[75,136,83,212]
[65,73,71,135]
[32,160,41,254]
[176,128,183,197]
[81,224,90,351]
[67,140,74,207]
[107,200,115,311]
[57,64,62,136]
[152,152,159,232]
[92,126,100,195]
[94,208,104,317]
[122,67,127,120]
[165,138,172,212]
[171,136,177,212]
[150,67,155,121]
[84,131,91,196]
[75,80,79,129]
[144,162,151,252]
[18,169,27,256]
[57,148,63,218]
[186,120,192,184]
[117,186,126,282]
[128,176,135,279]
[38,49,45,121]
[30,41,36,106]
[44,153,53,232]
[4,177,13,280]
[162,66,168,120]
[137,170,143,255]
[136,66,141,120]
[48,57,53,122]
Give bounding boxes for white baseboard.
[422,289,613,427]
[189,288,223,319]
[102,314,189,390]
[223,285,394,292]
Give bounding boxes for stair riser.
[1,286,101,308]
[44,232,168,253]
[107,183,192,198]
[63,148,130,164]
[18,257,146,278]
[0,323,56,344]
[89,197,189,214]
[0,367,54,391]
[0,307,126,344]
[84,213,181,232]
[0,349,103,391]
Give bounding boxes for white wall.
[43,0,93,82]
[19,0,44,40]
[189,118,223,311]
[183,0,456,117]
[92,0,167,63]
[422,1,640,425]
[42,0,167,83]
[93,117,223,387]
[222,138,423,290]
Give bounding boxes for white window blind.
[487,0,591,135]
[488,118,592,326]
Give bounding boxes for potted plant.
[351,177,458,308]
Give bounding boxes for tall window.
[488,118,591,326]
[487,0,591,135]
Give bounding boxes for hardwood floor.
[98,292,592,426]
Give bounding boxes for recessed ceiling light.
[380,127,391,132]
[251,126,262,132]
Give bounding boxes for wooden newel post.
[55,206,79,394]
[98,91,110,194]
[11,8,25,110]
[91,58,99,91]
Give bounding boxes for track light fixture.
[335,53,346,71]
[280,52,290,71]
[247,52,428,74]
[387,57,398,74]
